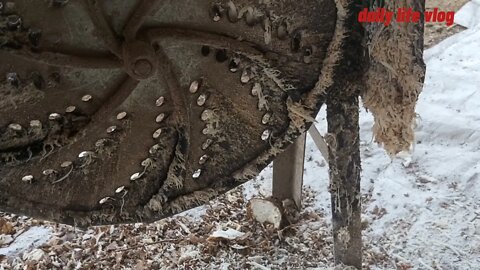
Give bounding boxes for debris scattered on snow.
[247,261,271,270]
[208,228,245,241]
[0,236,13,246]
[178,245,200,263]
[417,174,439,184]
[22,248,45,261]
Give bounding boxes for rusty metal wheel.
[0,0,337,226]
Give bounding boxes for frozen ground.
[1,3,479,269]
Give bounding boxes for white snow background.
[250,3,480,268]
[1,3,479,269]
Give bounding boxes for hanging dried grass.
[362,0,426,155]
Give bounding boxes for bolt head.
[133,59,153,78]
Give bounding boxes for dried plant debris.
[0,183,396,269]
[362,0,426,156]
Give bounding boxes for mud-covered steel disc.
[0,0,337,226]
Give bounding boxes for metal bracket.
[308,124,329,163]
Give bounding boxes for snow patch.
[455,0,480,29]
[0,226,51,258]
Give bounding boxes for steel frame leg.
[272,133,306,209]
[272,125,329,209]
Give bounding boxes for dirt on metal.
[0,0,344,227]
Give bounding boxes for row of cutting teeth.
[122,94,170,204]
[7,120,40,131]
[17,93,95,183]
[107,94,174,204]
[241,71,272,141]
[4,93,92,134]
[152,96,165,139]
[211,0,317,65]
[200,46,272,140]
[191,79,210,180]
[113,95,170,204]
[210,1,305,50]
[16,92,134,205]
[211,1,264,26]
[97,107,139,204]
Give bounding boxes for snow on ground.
[0,226,51,258]
[1,4,480,270]
[455,0,480,28]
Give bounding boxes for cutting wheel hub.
[0,0,338,226]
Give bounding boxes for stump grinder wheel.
[0,0,338,226]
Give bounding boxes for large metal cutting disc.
[0,0,337,226]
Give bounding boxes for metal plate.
[0,0,336,226]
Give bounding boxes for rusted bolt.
[122,41,157,80]
[133,59,153,77]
